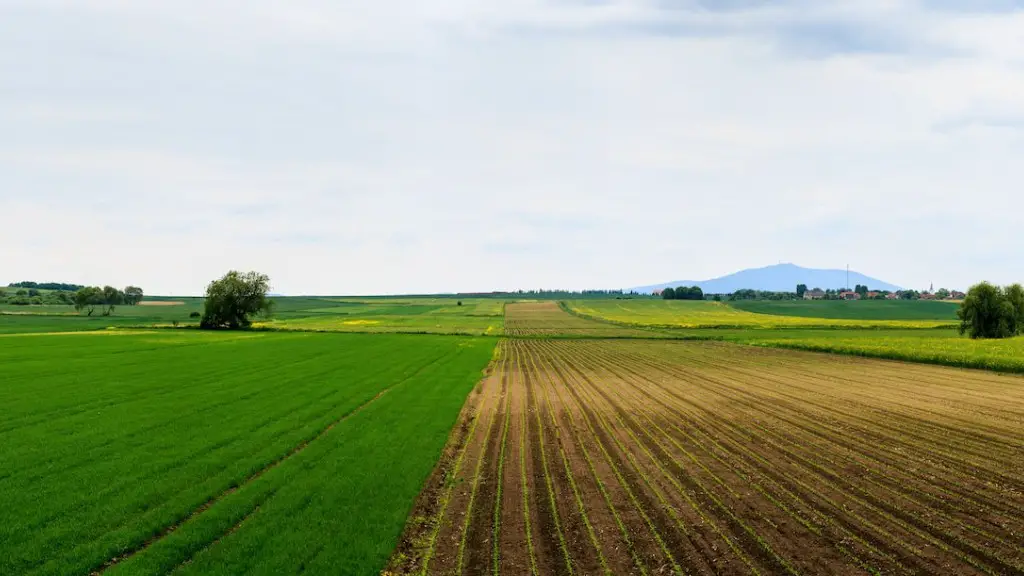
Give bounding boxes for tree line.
[8,281,85,291]
[661,286,704,300]
[73,286,144,316]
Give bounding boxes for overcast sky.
[2,1,1022,295]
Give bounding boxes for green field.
[0,330,495,575]
[566,299,958,329]
[728,298,960,320]
[0,297,504,336]
[260,298,504,335]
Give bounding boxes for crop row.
[394,338,1024,575]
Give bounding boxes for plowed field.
[390,339,1024,575]
[504,302,664,338]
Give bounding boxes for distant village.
[799,287,966,301]
[652,284,966,302]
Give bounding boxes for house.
[951,291,966,299]
[839,291,861,300]
[920,292,936,300]
[803,289,825,300]
[867,291,880,299]
[886,292,900,300]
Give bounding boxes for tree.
[957,282,1021,339]
[661,287,676,300]
[935,288,951,300]
[1004,283,1024,333]
[101,286,124,316]
[74,287,103,316]
[796,284,807,298]
[200,271,273,329]
[124,286,144,305]
[855,284,869,297]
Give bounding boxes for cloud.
[2,0,1024,294]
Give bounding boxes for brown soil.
[387,339,1024,575]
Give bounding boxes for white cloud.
[2,0,1023,294]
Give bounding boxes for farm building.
[803,289,825,300]
[839,291,861,300]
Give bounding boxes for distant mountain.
[631,263,901,294]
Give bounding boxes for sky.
[2,1,1023,295]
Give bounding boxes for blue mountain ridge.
[630,263,901,294]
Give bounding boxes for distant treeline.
[8,281,85,291]
[1,284,143,310]
[661,286,704,300]
[360,290,651,300]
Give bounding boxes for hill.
[631,263,901,294]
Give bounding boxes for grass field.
[0,330,496,576]
[389,339,1024,576]
[261,298,504,335]
[729,299,960,320]
[567,299,958,329]
[0,297,504,336]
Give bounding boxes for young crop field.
[389,338,1024,576]
[567,299,957,329]
[729,299,960,321]
[0,330,496,576]
[259,298,504,336]
[504,301,666,338]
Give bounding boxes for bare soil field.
[137,300,186,306]
[504,302,665,338]
[389,339,1024,575]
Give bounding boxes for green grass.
[728,299,960,320]
[260,298,504,336]
[0,299,206,333]
[0,330,496,576]
[566,299,956,329]
[0,297,507,336]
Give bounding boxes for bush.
[189,311,201,318]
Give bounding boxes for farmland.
[0,297,503,335]
[504,301,665,338]
[729,299,960,321]
[6,292,1024,576]
[262,298,503,335]
[566,299,958,329]
[0,330,496,575]
[390,338,1024,575]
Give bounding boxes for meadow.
[0,330,495,575]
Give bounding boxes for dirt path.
[388,339,1024,576]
